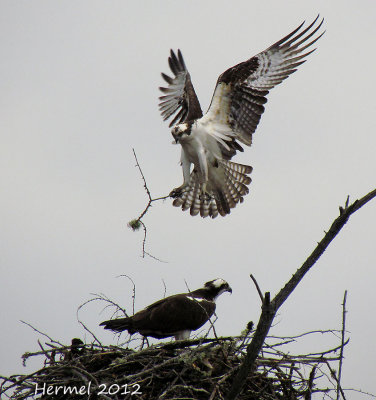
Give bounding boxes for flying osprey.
[100,279,232,340]
[159,17,324,218]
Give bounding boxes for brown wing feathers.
[100,294,216,339]
[159,17,324,218]
[159,49,202,126]
[218,16,324,147]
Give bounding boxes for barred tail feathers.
[172,160,252,218]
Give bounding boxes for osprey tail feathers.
[172,160,252,218]
[100,317,134,334]
[215,160,253,215]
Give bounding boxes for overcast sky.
[1,1,376,398]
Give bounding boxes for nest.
[1,329,345,400]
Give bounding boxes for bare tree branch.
[337,290,348,400]
[250,274,264,303]
[225,188,376,400]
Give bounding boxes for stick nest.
[1,330,343,400]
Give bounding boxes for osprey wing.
[201,16,324,154]
[159,49,203,127]
[131,294,215,338]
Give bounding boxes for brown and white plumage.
[100,279,232,340]
[172,160,252,218]
[159,16,324,218]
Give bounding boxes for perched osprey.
[159,17,324,218]
[100,279,232,340]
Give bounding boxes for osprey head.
[171,122,192,143]
[204,278,232,298]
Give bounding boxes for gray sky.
[1,1,375,397]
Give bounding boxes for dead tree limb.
[225,188,376,400]
[250,274,264,302]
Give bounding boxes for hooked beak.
[171,128,179,144]
[227,286,233,294]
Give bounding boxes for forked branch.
[128,149,169,261]
[225,188,376,400]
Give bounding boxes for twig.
[128,148,169,261]
[117,274,136,315]
[20,321,63,347]
[76,303,103,347]
[37,340,54,366]
[250,274,264,302]
[267,329,344,341]
[158,336,234,351]
[341,388,376,398]
[337,290,348,400]
[225,188,376,400]
[93,292,129,318]
[326,360,347,400]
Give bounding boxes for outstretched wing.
[159,49,203,127]
[201,16,324,154]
